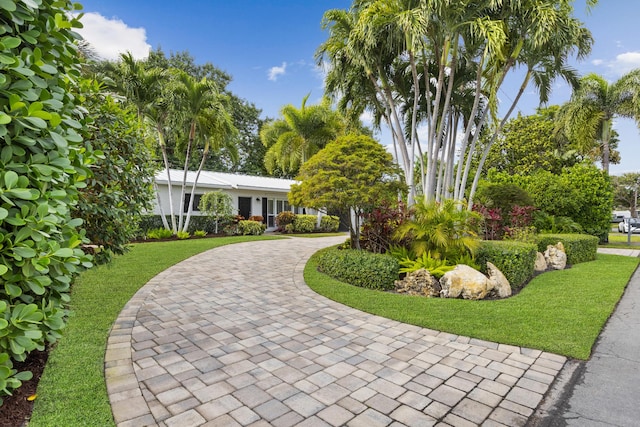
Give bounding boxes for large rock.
[486,262,512,298]
[440,265,488,300]
[544,242,567,270]
[534,252,548,272]
[394,269,441,297]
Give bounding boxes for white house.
[153,169,310,229]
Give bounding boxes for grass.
[29,235,282,427]
[305,249,639,360]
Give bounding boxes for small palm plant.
[395,198,481,262]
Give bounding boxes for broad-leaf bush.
[537,234,598,265]
[319,215,340,232]
[476,241,537,289]
[0,1,94,404]
[237,220,266,235]
[317,247,399,291]
[292,214,316,233]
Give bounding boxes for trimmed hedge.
[319,215,340,232]
[137,215,233,236]
[317,247,399,291]
[238,220,266,236]
[537,233,599,265]
[293,214,317,233]
[476,241,537,289]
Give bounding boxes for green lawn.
[305,249,640,360]
[29,235,282,427]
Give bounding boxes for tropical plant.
[395,199,481,261]
[289,134,406,248]
[0,0,94,404]
[176,231,191,240]
[261,94,344,177]
[199,191,233,234]
[146,228,174,240]
[318,0,595,206]
[558,70,640,173]
[396,251,455,279]
[237,220,266,236]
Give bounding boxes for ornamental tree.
[289,134,405,248]
[199,190,233,234]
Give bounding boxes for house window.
[183,194,202,213]
[267,197,293,228]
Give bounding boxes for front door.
[238,197,252,220]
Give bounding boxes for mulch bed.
[0,350,49,427]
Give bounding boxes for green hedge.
[319,215,340,232]
[317,247,399,291]
[237,220,266,236]
[293,214,317,233]
[137,215,234,236]
[476,241,537,289]
[537,233,599,265]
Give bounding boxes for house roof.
[155,169,297,193]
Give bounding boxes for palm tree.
[171,71,237,232]
[558,70,640,173]
[260,94,344,177]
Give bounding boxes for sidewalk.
[530,250,640,426]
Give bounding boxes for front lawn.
[28,235,282,427]
[305,250,639,360]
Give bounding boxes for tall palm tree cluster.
[317,0,597,207]
[105,53,238,233]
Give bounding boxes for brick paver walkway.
[105,236,566,426]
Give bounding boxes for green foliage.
[397,252,455,278]
[536,234,599,265]
[75,80,156,264]
[0,0,95,403]
[489,163,613,242]
[199,191,233,233]
[194,230,207,237]
[317,247,399,291]
[476,241,537,289]
[533,211,583,234]
[176,231,191,240]
[146,228,174,240]
[0,351,31,406]
[475,183,533,218]
[138,214,225,235]
[237,220,266,235]
[319,215,340,232]
[293,214,317,233]
[395,199,481,261]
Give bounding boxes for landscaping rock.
[535,252,548,272]
[394,269,441,297]
[545,242,567,270]
[440,265,488,300]
[486,262,512,298]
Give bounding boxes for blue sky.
[76,0,640,175]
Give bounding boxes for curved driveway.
[105,236,565,426]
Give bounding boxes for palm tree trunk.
[153,180,170,230]
[157,127,177,233]
[178,121,196,231]
[183,142,210,232]
[601,118,612,173]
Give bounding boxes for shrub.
[361,201,411,253]
[533,211,583,234]
[317,247,399,291]
[293,214,316,233]
[194,230,207,237]
[176,231,191,240]
[536,234,598,265]
[146,228,174,240]
[476,241,537,289]
[248,215,264,222]
[238,220,266,236]
[396,251,455,278]
[136,215,229,236]
[319,215,340,232]
[475,183,533,219]
[276,211,296,230]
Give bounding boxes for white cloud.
[610,52,640,75]
[360,110,374,126]
[76,12,150,61]
[268,62,287,81]
[592,59,604,66]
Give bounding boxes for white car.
[618,218,640,233]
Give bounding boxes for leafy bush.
[146,228,174,240]
[276,211,296,230]
[293,214,316,233]
[0,1,93,404]
[238,220,266,236]
[194,230,207,237]
[533,211,583,234]
[137,215,229,236]
[199,191,233,234]
[176,231,191,240]
[248,215,264,222]
[396,252,455,278]
[536,234,598,265]
[361,201,411,253]
[476,241,537,289]
[319,215,340,232]
[475,183,533,218]
[317,247,399,291]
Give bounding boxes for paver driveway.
[105,236,565,426]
